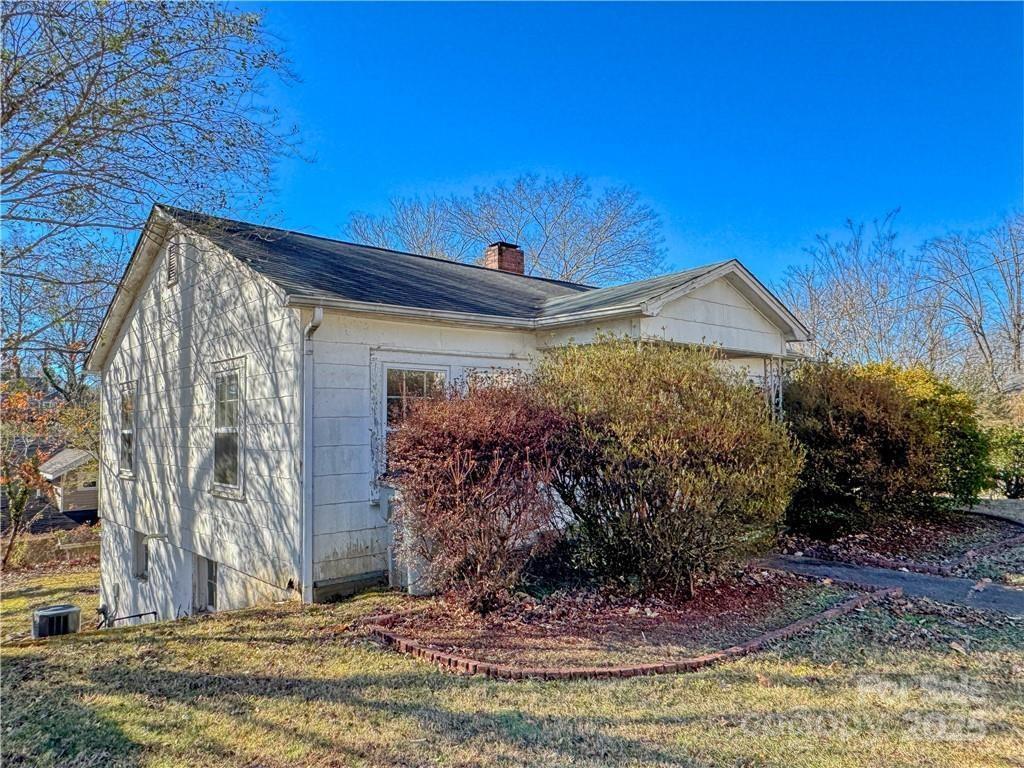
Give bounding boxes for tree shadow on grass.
[2,651,142,768]
[86,664,705,768]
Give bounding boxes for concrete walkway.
[762,555,1024,617]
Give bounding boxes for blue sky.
[255,1,1022,282]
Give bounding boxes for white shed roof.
[38,448,94,481]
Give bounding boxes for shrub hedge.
[784,362,989,536]
[537,340,803,596]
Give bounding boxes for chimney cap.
[488,241,521,250]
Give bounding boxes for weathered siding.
[309,313,536,592]
[99,230,302,621]
[641,278,786,355]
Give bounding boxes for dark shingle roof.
[538,263,726,318]
[159,206,591,319]
[160,206,737,322]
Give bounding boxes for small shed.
[38,448,99,526]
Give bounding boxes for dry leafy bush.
[386,381,565,613]
[538,339,803,596]
[784,362,950,536]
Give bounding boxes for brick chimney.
[483,241,525,275]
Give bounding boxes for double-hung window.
[211,359,245,496]
[119,381,136,477]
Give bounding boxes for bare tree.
[778,212,954,369]
[1,0,297,385]
[923,214,1024,391]
[349,174,663,285]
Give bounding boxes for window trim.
[118,380,137,479]
[210,357,246,500]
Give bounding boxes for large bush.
[783,362,987,536]
[537,340,803,595]
[386,382,565,612]
[991,426,1024,499]
[866,364,990,507]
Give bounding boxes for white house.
[84,205,808,623]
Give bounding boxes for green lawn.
[2,567,1022,768]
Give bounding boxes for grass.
[960,544,1024,587]
[0,565,101,642]
[2,566,1023,768]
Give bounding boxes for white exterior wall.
[641,279,787,356]
[99,231,302,623]
[309,313,536,591]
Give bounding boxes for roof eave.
[284,295,537,329]
[284,294,646,330]
[84,207,173,372]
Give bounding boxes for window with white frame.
[119,381,136,476]
[132,530,148,580]
[372,356,528,494]
[212,359,244,493]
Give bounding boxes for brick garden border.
[362,585,902,680]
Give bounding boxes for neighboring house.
[38,448,100,527]
[1,443,97,535]
[84,204,809,623]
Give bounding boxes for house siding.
[99,229,303,622]
[641,279,787,355]
[308,313,536,593]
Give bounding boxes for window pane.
[214,433,238,485]
[207,560,217,609]
[386,396,404,425]
[216,399,238,428]
[120,433,133,471]
[386,368,403,398]
[402,371,426,397]
[225,374,238,401]
[424,371,443,394]
[216,376,225,404]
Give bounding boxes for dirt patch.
[371,570,852,669]
[783,513,1020,572]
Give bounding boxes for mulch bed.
[359,570,856,672]
[782,512,1024,575]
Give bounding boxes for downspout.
[301,306,324,603]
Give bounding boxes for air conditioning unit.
[32,604,81,639]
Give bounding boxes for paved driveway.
[763,555,1024,617]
